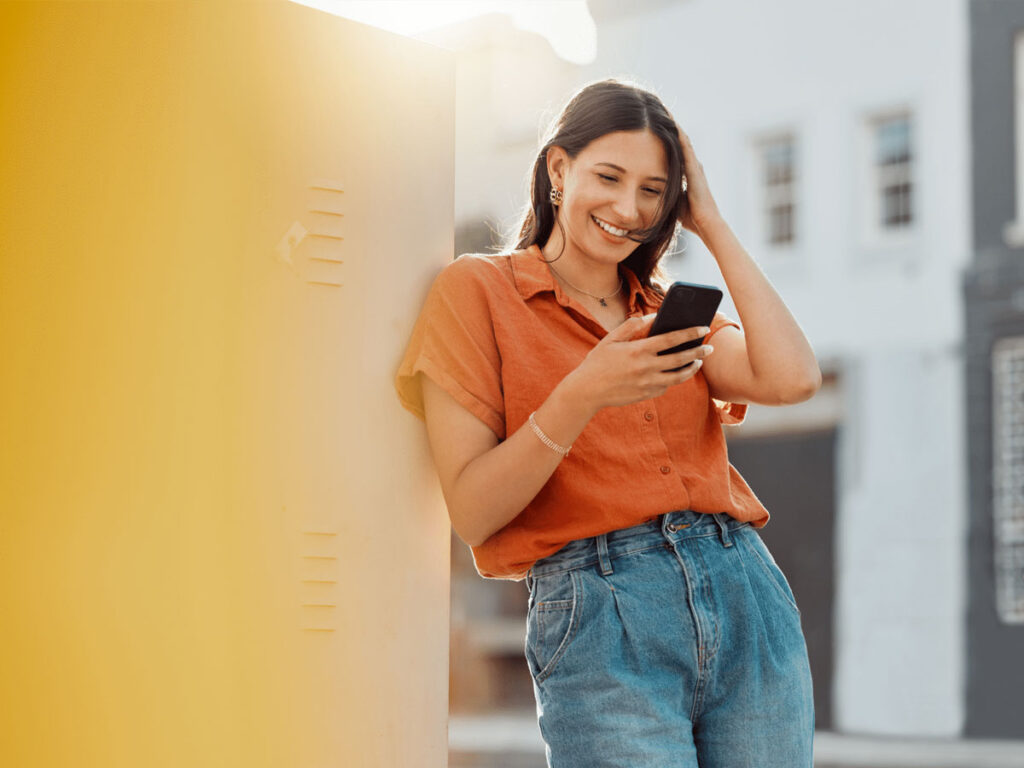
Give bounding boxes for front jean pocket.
[738,527,801,616]
[524,568,582,684]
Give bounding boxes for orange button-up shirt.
[394,243,769,580]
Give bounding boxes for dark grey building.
[963,0,1024,740]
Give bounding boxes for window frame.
[1004,29,1024,247]
[751,130,800,256]
[863,109,917,247]
[991,335,1024,625]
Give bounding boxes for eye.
[599,172,663,197]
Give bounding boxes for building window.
[1005,30,1024,246]
[759,136,796,246]
[872,114,913,230]
[992,336,1024,625]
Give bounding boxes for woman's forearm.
[698,216,821,398]
[452,372,597,547]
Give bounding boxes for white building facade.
[428,0,973,740]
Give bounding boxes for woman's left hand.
[676,128,723,239]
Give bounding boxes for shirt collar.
[511,243,653,314]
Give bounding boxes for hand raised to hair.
[676,128,724,240]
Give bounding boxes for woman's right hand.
[566,314,714,411]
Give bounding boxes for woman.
[394,78,820,767]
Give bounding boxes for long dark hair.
[505,77,687,301]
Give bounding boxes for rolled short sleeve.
[394,255,506,440]
[705,310,747,426]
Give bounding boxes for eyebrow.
[595,162,668,184]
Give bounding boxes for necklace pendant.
[599,298,608,307]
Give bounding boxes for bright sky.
[288,0,597,64]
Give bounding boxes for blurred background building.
[311,0,1024,764]
[964,0,1024,742]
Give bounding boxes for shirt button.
[660,465,671,474]
[644,411,654,421]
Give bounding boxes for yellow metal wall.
[0,3,454,765]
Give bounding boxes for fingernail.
[701,326,711,335]
[703,345,714,355]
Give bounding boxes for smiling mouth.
[592,215,631,238]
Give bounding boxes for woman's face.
[548,129,669,263]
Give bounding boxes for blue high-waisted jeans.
[523,509,815,768]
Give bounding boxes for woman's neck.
[540,232,623,298]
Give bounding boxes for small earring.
[681,174,688,193]
[549,187,563,206]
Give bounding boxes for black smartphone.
[648,281,723,372]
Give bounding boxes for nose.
[610,188,641,227]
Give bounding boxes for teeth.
[593,215,629,237]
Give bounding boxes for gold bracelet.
[528,411,571,457]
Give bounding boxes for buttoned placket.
[638,400,692,508]
[552,291,608,340]
[540,258,690,502]
[548,279,636,341]
[543,261,649,340]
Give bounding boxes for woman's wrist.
[553,369,601,422]
[693,213,729,247]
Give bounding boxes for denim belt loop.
[596,532,614,575]
[713,512,734,548]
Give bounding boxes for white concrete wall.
[425,0,971,737]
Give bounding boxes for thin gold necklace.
[547,263,624,307]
